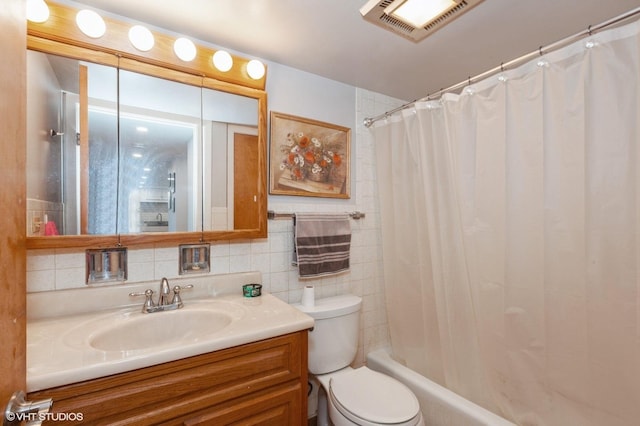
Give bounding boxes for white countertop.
[27,273,314,392]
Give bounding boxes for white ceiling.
[73,0,640,101]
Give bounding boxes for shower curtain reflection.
[88,107,118,234]
[373,17,640,426]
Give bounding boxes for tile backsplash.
[25,88,405,365]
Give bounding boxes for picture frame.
[269,111,351,198]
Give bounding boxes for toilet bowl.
[294,294,424,426]
[316,366,424,426]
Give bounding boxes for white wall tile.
[154,246,178,262]
[27,270,55,292]
[55,249,85,269]
[127,262,154,282]
[127,246,154,263]
[26,249,55,271]
[55,267,86,290]
[229,254,251,273]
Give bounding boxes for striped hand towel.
[294,213,351,278]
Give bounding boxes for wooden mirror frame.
[26,1,267,250]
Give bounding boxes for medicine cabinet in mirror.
[26,1,267,249]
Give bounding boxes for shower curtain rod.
[363,6,640,128]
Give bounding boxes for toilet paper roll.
[301,285,315,307]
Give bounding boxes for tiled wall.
[26,88,405,364]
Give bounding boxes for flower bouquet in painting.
[270,112,350,199]
[279,131,343,183]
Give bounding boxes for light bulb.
[27,0,49,23]
[174,37,197,62]
[246,59,265,80]
[129,25,154,52]
[76,9,106,38]
[212,50,233,72]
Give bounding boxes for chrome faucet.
[129,278,193,313]
[158,277,172,306]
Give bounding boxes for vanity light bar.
[27,1,267,89]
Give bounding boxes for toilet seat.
[328,367,421,425]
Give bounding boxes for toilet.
[294,294,424,426]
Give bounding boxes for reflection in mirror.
[201,88,259,230]
[26,50,118,236]
[26,51,264,239]
[117,70,202,234]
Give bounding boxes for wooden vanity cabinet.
[28,331,308,425]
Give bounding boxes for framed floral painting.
[269,111,351,198]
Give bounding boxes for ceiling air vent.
[360,0,484,42]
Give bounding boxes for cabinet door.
[183,382,302,426]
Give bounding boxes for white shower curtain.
[373,18,640,426]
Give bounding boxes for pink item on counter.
[45,220,59,236]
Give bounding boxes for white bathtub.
[367,349,516,426]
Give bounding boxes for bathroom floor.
[308,416,317,425]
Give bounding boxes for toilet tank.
[294,294,362,374]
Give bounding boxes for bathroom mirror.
[116,68,203,235]
[26,50,119,236]
[25,1,267,249]
[26,51,261,238]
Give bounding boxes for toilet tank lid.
[293,294,362,319]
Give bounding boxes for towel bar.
[267,210,365,220]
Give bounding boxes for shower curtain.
[373,18,640,426]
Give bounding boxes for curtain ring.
[588,24,593,36]
[538,46,544,56]
[500,62,504,72]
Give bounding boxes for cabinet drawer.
[28,331,307,425]
[182,382,302,426]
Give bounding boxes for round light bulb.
[76,9,106,38]
[173,37,197,62]
[27,0,50,23]
[128,25,154,52]
[212,50,233,72]
[246,59,265,80]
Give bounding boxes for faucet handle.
[129,289,156,313]
[171,284,193,308]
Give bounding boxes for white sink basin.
[62,299,246,353]
[89,309,234,351]
[27,279,316,393]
